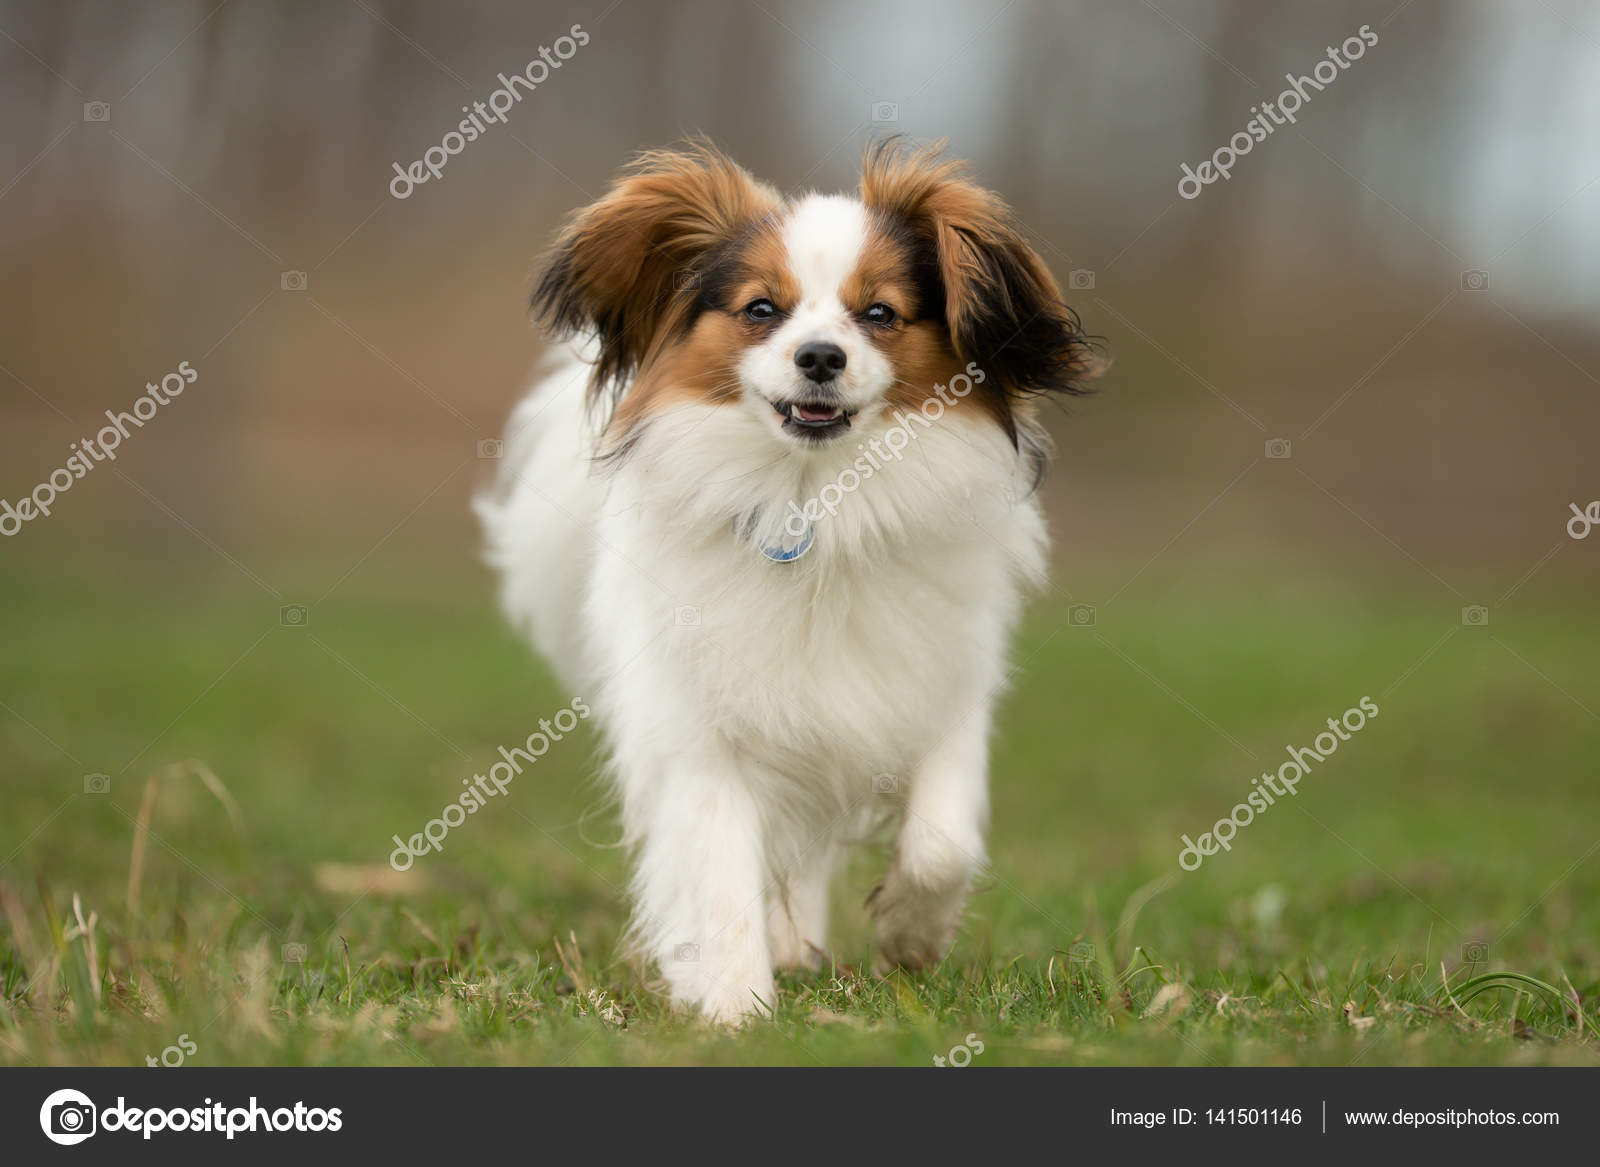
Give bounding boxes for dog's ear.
[533,140,781,394]
[860,139,1096,406]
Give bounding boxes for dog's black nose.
[794,341,847,382]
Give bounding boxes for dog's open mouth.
[772,399,855,438]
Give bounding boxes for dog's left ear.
[533,140,781,395]
[861,140,1096,403]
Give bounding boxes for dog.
[477,139,1094,1023]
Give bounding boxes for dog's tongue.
[795,404,840,422]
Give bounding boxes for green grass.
[2,542,1598,1066]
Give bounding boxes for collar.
[733,511,815,563]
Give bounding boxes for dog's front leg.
[767,840,835,971]
[625,748,775,1024]
[870,711,990,971]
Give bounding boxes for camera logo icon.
[1265,438,1292,459]
[1068,603,1096,627]
[282,942,308,963]
[1461,605,1489,627]
[871,773,898,794]
[1461,941,1489,963]
[1068,940,1096,963]
[82,101,111,122]
[1068,269,1096,291]
[674,605,701,627]
[83,772,111,795]
[280,270,308,292]
[870,101,899,123]
[673,269,701,292]
[476,437,504,459]
[674,942,700,962]
[1460,269,1489,291]
[279,603,308,627]
[40,1088,97,1145]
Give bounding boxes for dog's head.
[533,138,1095,459]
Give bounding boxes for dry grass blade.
[126,775,161,915]
[1342,1001,1376,1031]
[1439,962,1474,1024]
[67,894,102,1004]
[1140,982,1190,1019]
[313,862,427,898]
[1561,973,1584,1040]
[127,759,246,914]
[401,908,443,950]
[551,930,589,995]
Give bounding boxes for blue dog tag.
[760,522,814,562]
[733,512,814,563]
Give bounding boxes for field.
[3,536,1597,1068]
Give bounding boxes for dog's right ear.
[533,140,781,394]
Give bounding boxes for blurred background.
[1,0,1597,1064]
[2,0,1597,561]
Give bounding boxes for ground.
[2,542,1596,1066]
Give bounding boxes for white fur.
[478,196,1048,1024]
[739,195,894,422]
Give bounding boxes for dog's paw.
[867,874,964,973]
[694,985,774,1027]
[667,956,776,1026]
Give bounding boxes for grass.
[2,538,1598,1066]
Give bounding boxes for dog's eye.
[863,302,897,326]
[744,298,778,321]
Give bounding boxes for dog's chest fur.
[581,394,1046,808]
